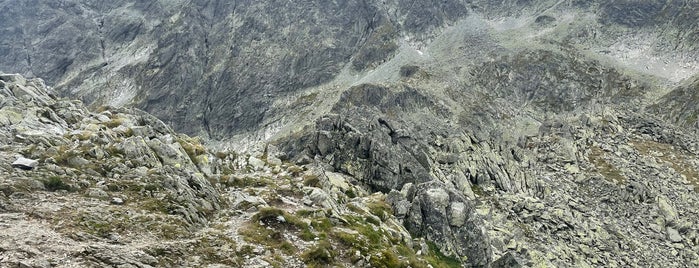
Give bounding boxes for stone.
[86,188,109,198]
[326,172,351,192]
[565,163,580,174]
[130,126,156,138]
[248,156,266,171]
[12,157,38,170]
[450,202,467,227]
[492,252,522,268]
[308,188,339,213]
[0,107,23,126]
[0,74,25,84]
[657,195,678,225]
[667,227,683,243]
[405,182,491,266]
[96,114,111,123]
[110,197,125,205]
[266,156,283,167]
[0,2,699,267]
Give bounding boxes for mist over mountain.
[1,0,699,267]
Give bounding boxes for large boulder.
[405,181,492,266]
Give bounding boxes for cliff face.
[0,0,473,138]
[3,0,696,139]
[2,1,699,267]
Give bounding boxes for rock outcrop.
[0,73,223,266]
[0,73,466,267]
[2,1,699,267]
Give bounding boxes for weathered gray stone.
[12,157,38,170]
[667,227,683,243]
[110,197,124,205]
[657,195,679,225]
[449,202,466,227]
[492,252,522,268]
[248,156,266,171]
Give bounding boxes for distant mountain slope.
[1,0,696,140]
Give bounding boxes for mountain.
[2,0,699,267]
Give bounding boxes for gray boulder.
[12,157,38,170]
[405,181,491,267]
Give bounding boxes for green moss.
[344,189,357,198]
[471,184,488,197]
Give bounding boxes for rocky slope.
[2,1,699,267]
[0,73,468,267]
[2,0,697,140]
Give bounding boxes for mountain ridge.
[2,1,699,267]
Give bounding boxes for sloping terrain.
[0,73,466,268]
[1,1,699,267]
[2,0,696,139]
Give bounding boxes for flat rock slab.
[12,157,38,170]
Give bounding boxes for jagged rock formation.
[3,0,696,140]
[2,1,699,267]
[0,73,466,268]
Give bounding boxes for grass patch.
[221,175,272,188]
[369,250,401,268]
[104,118,124,128]
[631,139,699,191]
[176,134,207,165]
[240,207,311,247]
[588,146,626,184]
[367,200,391,221]
[345,189,357,198]
[424,241,462,268]
[302,240,335,266]
[43,176,72,192]
[193,233,240,265]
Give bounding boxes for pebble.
[110,197,124,205]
